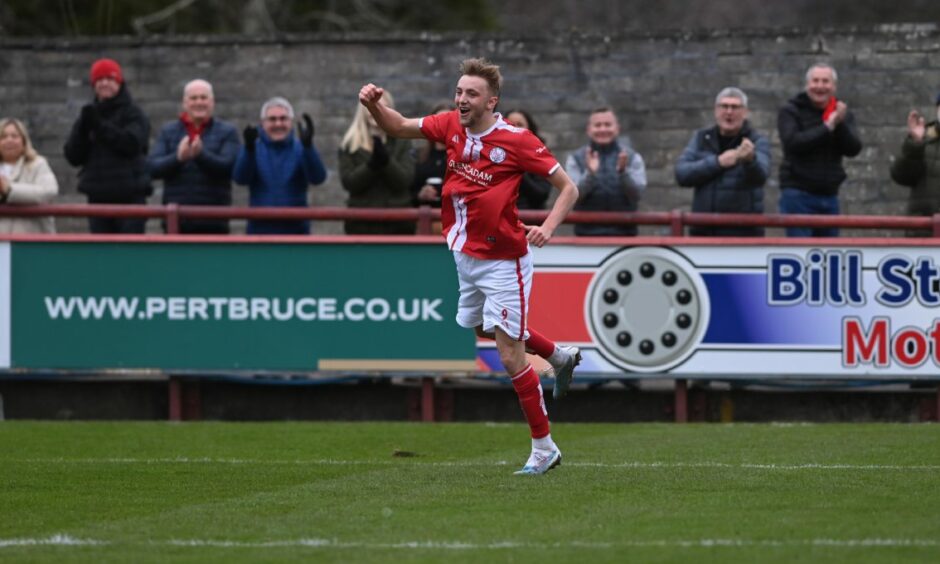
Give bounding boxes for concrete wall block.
[1,28,937,228]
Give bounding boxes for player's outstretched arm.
[525,167,579,247]
[359,84,424,139]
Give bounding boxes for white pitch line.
[566,461,940,471]
[12,457,940,471]
[162,538,940,549]
[0,534,105,547]
[1,536,939,550]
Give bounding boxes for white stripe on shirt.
[447,195,469,252]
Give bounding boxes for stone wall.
[1,25,938,234]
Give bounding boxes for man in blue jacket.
[148,79,240,234]
[233,97,327,235]
[675,87,771,236]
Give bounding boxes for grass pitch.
[1,421,939,563]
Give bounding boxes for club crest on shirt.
[489,146,506,163]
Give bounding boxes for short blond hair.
[459,58,502,98]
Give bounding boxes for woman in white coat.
[0,118,59,233]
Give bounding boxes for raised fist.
[243,125,258,152]
[359,83,385,107]
[297,113,315,147]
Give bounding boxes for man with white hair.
[148,79,240,234]
[675,87,771,236]
[232,96,327,234]
[777,63,862,237]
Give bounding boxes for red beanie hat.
[90,58,123,85]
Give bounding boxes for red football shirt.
[419,111,559,260]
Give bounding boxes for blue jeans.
[778,188,840,237]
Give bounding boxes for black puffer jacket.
[64,84,152,202]
[777,92,862,196]
[675,121,770,215]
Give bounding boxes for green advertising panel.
[11,242,475,371]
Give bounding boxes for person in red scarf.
[148,79,240,234]
[777,63,863,237]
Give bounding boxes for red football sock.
[525,328,555,359]
[511,365,550,439]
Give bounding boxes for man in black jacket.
[64,58,152,233]
[777,63,862,237]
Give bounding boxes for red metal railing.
[1,204,938,236]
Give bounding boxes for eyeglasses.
[716,104,745,112]
[264,116,291,122]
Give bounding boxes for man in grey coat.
[565,107,646,236]
[675,87,771,236]
[148,79,240,233]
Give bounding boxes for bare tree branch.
[352,0,394,29]
[298,10,353,32]
[131,0,200,35]
[241,0,279,34]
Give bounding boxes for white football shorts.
[452,250,532,341]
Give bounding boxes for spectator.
[411,102,450,234]
[675,87,771,236]
[64,58,152,233]
[565,107,647,236]
[505,109,552,210]
[339,90,415,235]
[412,102,450,209]
[0,118,59,233]
[232,97,327,235]
[890,93,940,237]
[148,79,240,234]
[777,63,863,237]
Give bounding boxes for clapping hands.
[176,135,203,161]
[586,147,630,174]
[825,101,849,130]
[736,138,755,162]
[718,138,755,168]
[907,110,927,143]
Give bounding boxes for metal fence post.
[674,379,688,423]
[416,205,433,235]
[421,377,436,422]
[670,209,685,236]
[166,203,180,234]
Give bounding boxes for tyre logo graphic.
[586,247,710,372]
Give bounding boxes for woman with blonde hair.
[0,118,59,233]
[339,90,415,234]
